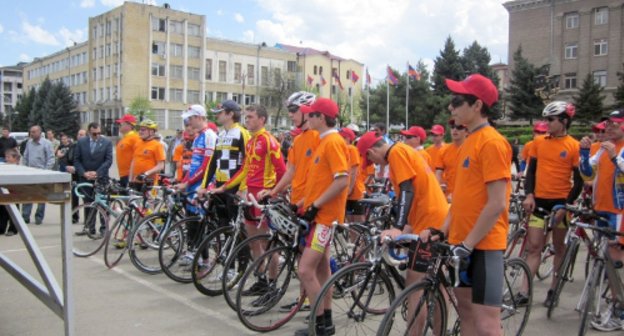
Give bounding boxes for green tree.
[461,41,500,87]
[614,63,624,109]
[573,73,606,123]
[127,97,154,121]
[506,46,543,123]
[43,82,79,137]
[11,87,35,131]
[432,36,464,96]
[30,77,52,127]
[260,68,298,130]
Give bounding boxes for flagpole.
[367,86,370,130]
[386,78,390,134]
[350,83,354,124]
[406,63,409,130]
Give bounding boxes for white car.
[9,132,29,145]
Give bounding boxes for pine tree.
[432,36,464,96]
[506,46,543,123]
[11,87,35,131]
[43,82,79,137]
[573,73,605,123]
[614,64,624,109]
[461,41,500,87]
[30,77,52,127]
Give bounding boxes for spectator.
[21,125,55,224]
[0,126,18,163]
[66,129,86,223]
[55,133,73,172]
[0,148,21,236]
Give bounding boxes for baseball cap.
[346,123,360,133]
[429,124,445,135]
[290,128,303,137]
[607,110,624,123]
[533,121,549,133]
[356,131,382,167]
[591,121,606,133]
[115,114,137,125]
[300,97,339,118]
[211,100,241,113]
[339,127,356,142]
[400,126,427,141]
[182,104,207,119]
[445,74,499,108]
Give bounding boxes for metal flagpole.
[386,76,390,134]
[406,63,409,129]
[366,83,370,130]
[350,73,354,123]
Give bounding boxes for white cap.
[346,123,360,133]
[182,104,206,119]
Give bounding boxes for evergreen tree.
[11,87,35,131]
[506,46,543,123]
[43,82,79,137]
[614,64,624,109]
[573,73,605,123]
[461,41,500,87]
[30,77,52,127]
[432,36,464,96]
[407,60,437,127]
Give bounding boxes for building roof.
[0,62,26,71]
[275,43,363,65]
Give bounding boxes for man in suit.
[74,122,113,235]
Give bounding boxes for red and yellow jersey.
[116,130,140,178]
[449,125,511,250]
[529,134,580,199]
[593,140,624,213]
[303,131,349,226]
[388,143,448,233]
[425,142,446,169]
[347,144,364,201]
[132,138,165,179]
[288,129,320,204]
[226,128,286,190]
[435,143,462,194]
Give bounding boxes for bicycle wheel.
[547,239,580,318]
[536,243,555,281]
[72,204,109,257]
[236,245,300,332]
[579,259,604,336]
[159,217,212,283]
[376,281,447,336]
[309,261,396,336]
[104,208,136,268]
[128,212,170,274]
[222,233,275,311]
[501,257,532,336]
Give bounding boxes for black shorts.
[533,198,566,219]
[406,240,433,273]
[346,200,365,216]
[455,250,504,307]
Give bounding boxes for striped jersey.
[203,122,250,188]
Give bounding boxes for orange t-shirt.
[416,148,433,169]
[116,131,140,178]
[303,131,349,226]
[520,140,533,162]
[347,145,364,201]
[132,138,166,179]
[173,143,183,180]
[288,129,320,205]
[592,140,624,213]
[388,143,448,233]
[590,141,601,157]
[529,135,580,199]
[435,142,462,194]
[425,143,446,169]
[449,125,511,250]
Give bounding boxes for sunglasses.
[404,135,415,140]
[91,132,101,137]
[451,125,466,131]
[287,106,299,113]
[308,112,322,118]
[546,117,560,122]
[450,95,477,108]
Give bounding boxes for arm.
[144,161,165,176]
[393,179,415,230]
[579,148,596,180]
[462,179,508,249]
[74,141,86,176]
[566,167,583,204]
[269,162,295,196]
[201,146,219,188]
[45,142,55,170]
[524,157,537,196]
[96,141,113,177]
[347,165,358,196]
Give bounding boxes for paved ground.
[1,203,621,335]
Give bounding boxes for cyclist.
[425,123,446,168]
[590,120,607,156]
[518,121,548,176]
[115,114,140,187]
[339,127,365,224]
[580,109,624,331]
[421,74,511,336]
[129,119,165,183]
[400,125,432,168]
[434,119,467,200]
[522,101,583,307]
[296,97,349,336]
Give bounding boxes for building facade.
[504,0,623,105]
[1,63,25,128]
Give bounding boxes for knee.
[298,266,315,283]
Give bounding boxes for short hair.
[373,122,387,133]
[246,104,268,123]
[225,109,242,123]
[2,126,9,131]
[324,115,337,127]
[30,125,42,132]
[372,139,386,148]
[88,122,100,130]
[4,148,20,160]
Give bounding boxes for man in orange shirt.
[522,101,583,307]
[400,125,432,168]
[295,98,349,336]
[339,127,365,224]
[425,124,446,166]
[435,119,467,200]
[421,74,511,336]
[519,121,548,176]
[115,114,140,187]
[130,119,165,183]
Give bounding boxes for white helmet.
[542,101,575,118]
[267,203,305,237]
[286,91,316,108]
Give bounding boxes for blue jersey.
[184,127,217,213]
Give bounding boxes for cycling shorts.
[244,187,265,227]
[346,200,365,216]
[304,223,333,254]
[456,250,504,307]
[528,198,567,230]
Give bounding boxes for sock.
[315,314,326,328]
[324,309,333,325]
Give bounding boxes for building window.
[346,70,351,80]
[188,46,200,59]
[287,61,297,72]
[593,70,607,87]
[261,66,269,86]
[594,7,608,25]
[169,20,183,34]
[205,59,212,80]
[188,90,200,104]
[564,44,577,59]
[216,92,227,102]
[245,95,254,105]
[152,42,166,55]
[332,85,336,95]
[247,64,255,85]
[319,66,323,75]
[188,67,200,81]
[205,91,214,102]
[188,24,201,36]
[152,18,166,32]
[151,63,165,76]
[274,68,281,86]
[564,73,576,89]
[170,44,184,57]
[594,39,608,56]
[234,63,242,81]
[151,87,165,100]
[565,13,579,29]
[170,65,183,79]
[170,88,183,102]
[219,61,227,82]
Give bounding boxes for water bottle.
[329,257,339,274]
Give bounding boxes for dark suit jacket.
[74,136,113,179]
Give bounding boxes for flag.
[307,74,314,86]
[320,75,327,86]
[387,66,399,85]
[351,70,359,84]
[366,68,371,86]
[407,64,421,80]
[333,72,344,91]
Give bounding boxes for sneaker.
[591,315,624,332]
[178,252,194,267]
[514,292,530,306]
[196,262,214,279]
[543,289,558,307]
[251,285,278,307]
[241,278,270,296]
[214,268,237,283]
[113,240,127,249]
[294,324,329,336]
[279,297,311,312]
[75,230,93,237]
[6,231,17,237]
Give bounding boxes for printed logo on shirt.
[559,151,567,158]
[306,149,312,157]
[314,156,320,164]
[462,157,470,168]
[143,149,149,155]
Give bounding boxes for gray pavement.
[0,203,620,335]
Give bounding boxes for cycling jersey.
[287,129,320,204]
[131,138,165,179]
[425,142,446,169]
[449,125,511,250]
[435,142,462,194]
[116,130,140,178]
[580,141,624,212]
[347,144,364,201]
[183,127,217,190]
[202,122,250,188]
[529,135,580,199]
[589,141,601,157]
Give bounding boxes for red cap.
[591,121,606,133]
[339,127,356,142]
[400,126,427,141]
[356,131,382,167]
[116,114,137,125]
[207,122,218,133]
[290,128,303,137]
[445,74,499,107]
[300,97,339,118]
[429,124,445,135]
[533,121,549,133]
[182,131,193,141]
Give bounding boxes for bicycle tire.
[103,208,135,268]
[236,244,299,332]
[376,281,447,336]
[578,259,603,336]
[159,216,208,283]
[308,261,396,336]
[72,204,109,257]
[547,238,580,318]
[536,243,555,281]
[127,212,171,274]
[501,257,532,336]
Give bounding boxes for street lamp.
[256,42,267,101]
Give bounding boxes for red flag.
[387,66,399,85]
[333,72,344,90]
[306,74,314,86]
[366,68,371,86]
[407,64,421,80]
[320,75,327,86]
[351,70,359,84]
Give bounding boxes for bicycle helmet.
[286,91,316,108]
[139,119,158,130]
[267,203,302,237]
[542,101,575,118]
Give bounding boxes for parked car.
[9,132,29,145]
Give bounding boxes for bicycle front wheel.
[547,238,580,319]
[536,243,555,281]
[104,208,136,268]
[501,257,532,336]
[579,259,604,336]
[192,226,238,296]
[127,212,169,274]
[159,217,205,283]
[72,204,109,257]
